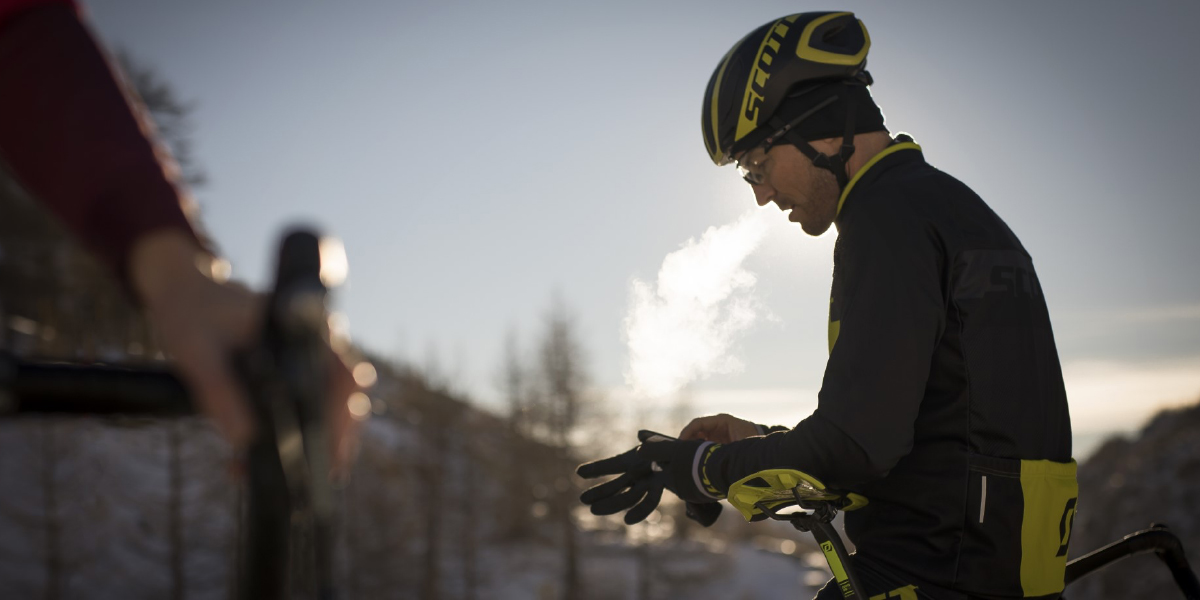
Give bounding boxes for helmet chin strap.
[784,82,860,191]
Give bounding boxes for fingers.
[583,473,649,514]
[679,413,757,443]
[636,440,680,463]
[580,469,645,506]
[624,480,664,524]
[724,415,761,443]
[576,447,641,479]
[637,430,675,443]
[679,415,725,442]
[579,471,666,525]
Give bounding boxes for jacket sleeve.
[708,200,946,491]
[0,3,201,291]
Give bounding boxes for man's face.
[736,144,839,236]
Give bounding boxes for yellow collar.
[835,140,923,216]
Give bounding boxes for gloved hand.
[638,430,724,526]
[576,432,724,525]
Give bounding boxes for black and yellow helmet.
[701,12,872,167]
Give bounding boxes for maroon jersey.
[0,0,72,26]
[0,0,201,291]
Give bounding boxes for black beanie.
[741,80,887,149]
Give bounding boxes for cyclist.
[0,0,361,473]
[579,12,1077,599]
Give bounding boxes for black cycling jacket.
[706,136,1076,599]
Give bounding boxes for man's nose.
[752,184,773,207]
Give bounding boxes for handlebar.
[1066,524,1200,600]
[0,360,191,416]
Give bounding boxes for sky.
[82,0,1200,457]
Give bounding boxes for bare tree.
[534,299,589,600]
[113,50,207,190]
[418,398,448,600]
[457,411,483,600]
[166,423,184,600]
[39,421,62,600]
[496,331,536,541]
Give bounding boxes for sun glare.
[318,236,348,287]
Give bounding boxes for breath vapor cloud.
[624,210,771,398]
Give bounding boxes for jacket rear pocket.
[957,455,1077,598]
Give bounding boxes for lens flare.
[347,392,372,419]
[318,236,348,287]
[352,361,378,388]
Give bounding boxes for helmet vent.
[822,25,845,42]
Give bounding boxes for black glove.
[577,432,724,525]
[637,430,723,527]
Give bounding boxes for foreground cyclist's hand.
[130,230,365,475]
[679,413,759,444]
[577,438,724,524]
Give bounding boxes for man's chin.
[798,218,834,237]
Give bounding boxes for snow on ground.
[473,535,824,600]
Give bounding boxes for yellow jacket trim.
[828,318,841,353]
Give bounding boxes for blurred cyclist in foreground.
[0,0,365,474]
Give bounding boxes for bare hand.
[130,230,367,476]
[679,413,759,444]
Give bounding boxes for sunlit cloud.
[623,210,772,398]
[1063,356,1200,433]
[1057,303,1200,325]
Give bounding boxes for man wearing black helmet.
[579,12,1076,600]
